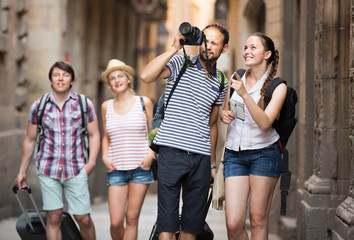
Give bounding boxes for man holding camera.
[140,23,229,240]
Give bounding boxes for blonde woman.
[101,59,154,240]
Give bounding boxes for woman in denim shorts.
[101,59,155,240]
[220,33,287,240]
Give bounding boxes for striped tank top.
[105,96,149,170]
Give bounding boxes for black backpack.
[231,69,298,215]
[33,93,90,163]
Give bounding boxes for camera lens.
[179,22,192,35]
[178,22,204,46]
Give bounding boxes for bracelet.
[211,165,216,169]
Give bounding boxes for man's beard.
[200,51,218,63]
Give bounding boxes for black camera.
[179,22,204,46]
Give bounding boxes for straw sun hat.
[101,59,135,82]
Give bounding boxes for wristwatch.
[211,164,216,169]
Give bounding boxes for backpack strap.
[236,69,247,79]
[182,55,193,68]
[140,96,146,114]
[264,77,287,109]
[140,96,150,142]
[229,69,247,98]
[280,147,291,216]
[36,93,49,127]
[78,94,89,163]
[218,70,226,92]
[78,94,88,128]
[33,93,49,159]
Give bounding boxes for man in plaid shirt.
[14,61,100,240]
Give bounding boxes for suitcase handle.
[12,185,31,194]
[13,185,46,231]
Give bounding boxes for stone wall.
[0,0,34,218]
[301,0,352,239]
[332,1,354,239]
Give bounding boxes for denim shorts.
[37,168,91,215]
[224,142,282,178]
[107,167,154,186]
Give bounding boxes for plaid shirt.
[29,91,97,180]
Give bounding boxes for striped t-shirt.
[152,54,228,156]
[105,96,149,170]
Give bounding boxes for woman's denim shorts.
[224,142,282,178]
[107,167,154,186]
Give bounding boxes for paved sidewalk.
[0,193,282,240]
[92,193,229,239]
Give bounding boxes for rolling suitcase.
[13,185,82,240]
[149,189,214,240]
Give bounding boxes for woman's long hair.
[251,32,279,109]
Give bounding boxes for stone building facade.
[224,0,354,239]
[0,0,33,219]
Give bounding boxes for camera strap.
[166,49,191,111]
[202,34,213,74]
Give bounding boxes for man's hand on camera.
[171,31,185,50]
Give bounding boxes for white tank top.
[105,96,149,170]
